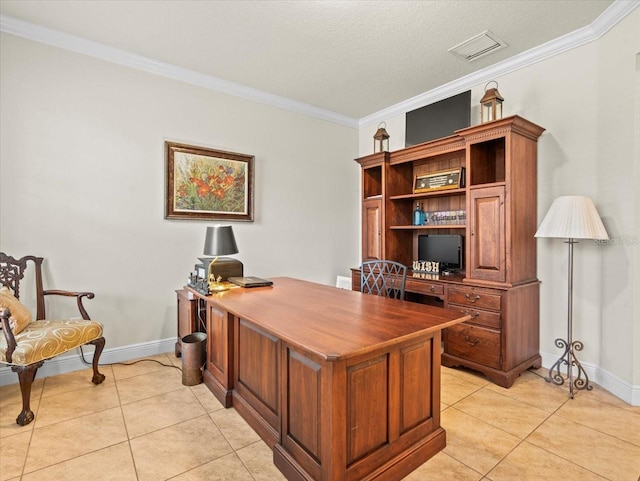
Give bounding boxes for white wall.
[359,9,640,401]
[0,34,360,352]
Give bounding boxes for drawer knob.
[462,309,480,319]
[465,293,481,303]
[464,335,480,346]
[430,285,435,292]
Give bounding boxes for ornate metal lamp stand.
[545,238,592,398]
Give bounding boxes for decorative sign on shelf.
[414,167,465,193]
[412,260,440,274]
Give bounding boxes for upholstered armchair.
[0,253,106,426]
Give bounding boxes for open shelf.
[391,225,466,230]
[390,188,465,200]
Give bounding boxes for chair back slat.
[0,253,46,319]
[361,260,407,299]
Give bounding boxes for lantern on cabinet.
[373,122,390,153]
[480,81,504,123]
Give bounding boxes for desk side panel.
[235,318,280,432]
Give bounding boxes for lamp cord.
[78,345,182,371]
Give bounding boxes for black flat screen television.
[405,90,471,147]
[418,234,464,272]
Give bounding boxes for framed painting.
[165,142,254,221]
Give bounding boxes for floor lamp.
[535,196,608,399]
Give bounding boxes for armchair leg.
[88,337,106,385]
[12,362,43,426]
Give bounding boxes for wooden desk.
[186,277,469,481]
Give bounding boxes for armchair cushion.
[0,318,103,365]
[0,286,32,334]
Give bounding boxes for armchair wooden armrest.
[43,290,96,320]
[0,306,18,363]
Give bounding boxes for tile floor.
[1,353,639,481]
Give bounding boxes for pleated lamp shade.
[535,196,609,240]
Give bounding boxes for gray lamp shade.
[203,225,239,256]
[535,196,609,240]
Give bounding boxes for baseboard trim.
[3,342,637,406]
[0,338,176,386]
[540,351,639,406]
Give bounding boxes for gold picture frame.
[165,142,254,221]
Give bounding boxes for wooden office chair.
[360,260,407,300]
[0,253,106,426]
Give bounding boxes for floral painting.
[165,142,254,221]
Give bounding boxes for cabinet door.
[468,186,505,282]
[363,198,382,260]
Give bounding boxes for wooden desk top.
[189,277,469,361]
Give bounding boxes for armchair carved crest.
[0,253,106,425]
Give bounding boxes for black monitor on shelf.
[418,234,464,273]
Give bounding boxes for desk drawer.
[405,278,445,296]
[445,324,501,369]
[449,306,501,330]
[448,287,502,311]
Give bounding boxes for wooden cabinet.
[354,116,544,387]
[175,289,197,357]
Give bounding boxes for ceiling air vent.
[448,30,507,62]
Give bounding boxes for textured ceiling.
[0,0,615,120]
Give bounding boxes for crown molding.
[1,1,637,131]
[0,14,359,129]
[359,0,640,128]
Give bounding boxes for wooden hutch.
[352,115,545,387]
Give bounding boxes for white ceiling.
[0,0,627,123]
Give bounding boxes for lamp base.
[545,337,593,399]
[208,282,230,293]
[199,257,243,281]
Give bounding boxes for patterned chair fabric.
[0,318,103,365]
[360,260,407,300]
[0,253,106,426]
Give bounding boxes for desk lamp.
[535,196,608,398]
[203,225,238,292]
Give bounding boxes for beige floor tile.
[40,365,114,399]
[528,414,640,481]
[130,414,232,481]
[487,441,608,481]
[21,441,137,481]
[34,383,119,428]
[485,370,569,413]
[453,388,551,439]
[236,440,287,481]
[122,387,206,438]
[441,369,484,405]
[0,430,31,481]
[578,383,640,414]
[402,451,482,481]
[24,407,127,473]
[116,367,184,405]
[441,407,521,475]
[442,366,491,387]
[171,452,255,481]
[555,395,640,446]
[168,352,183,368]
[0,399,38,438]
[190,382,225,413]
[110,353,178,381]
[210,407,261,450]
[0,378,44,409]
